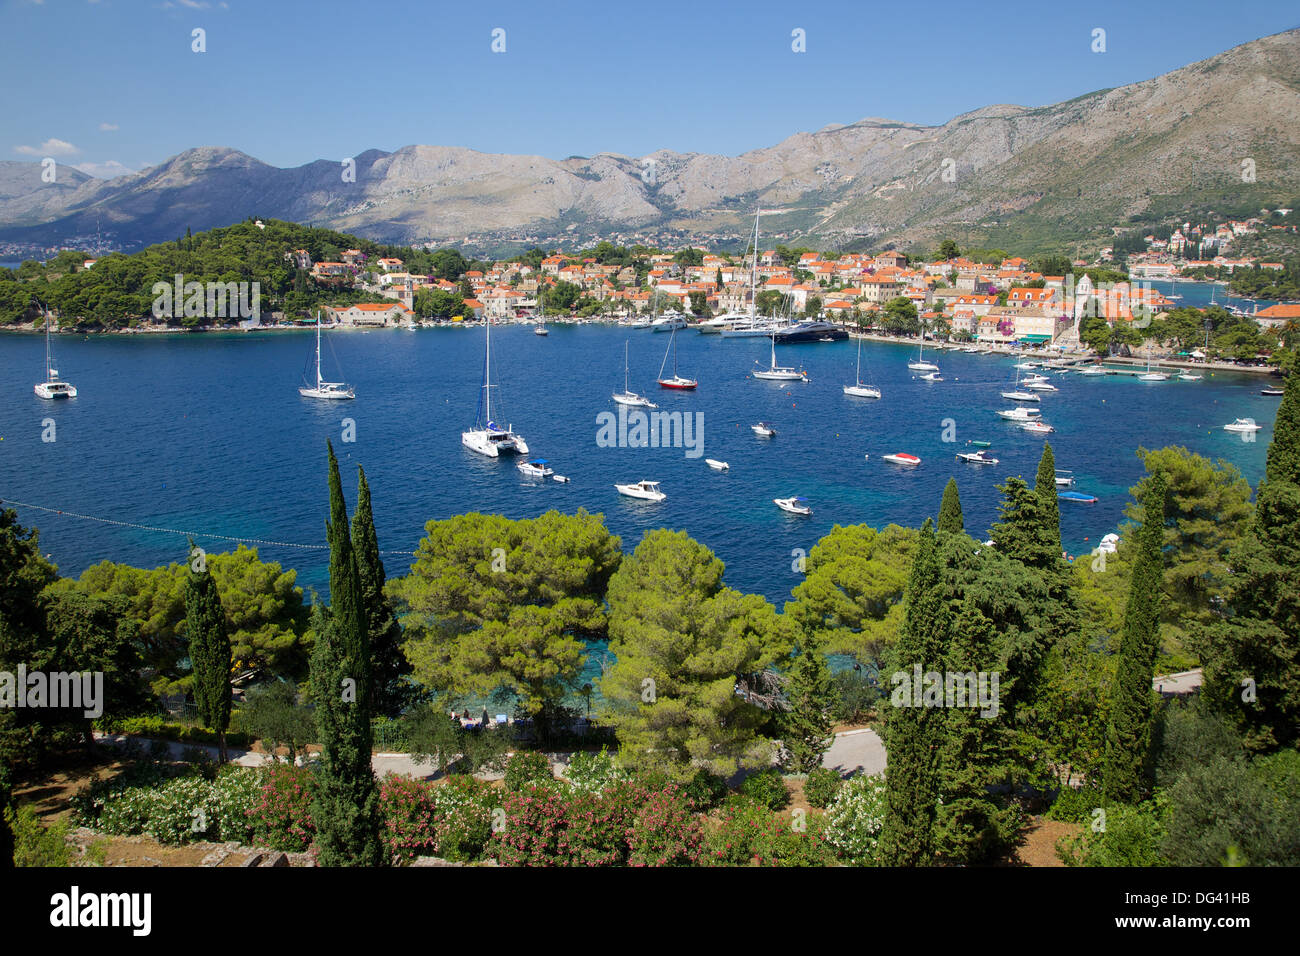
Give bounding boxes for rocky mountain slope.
[2,29,1297,255]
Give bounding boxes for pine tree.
[879,520,948,866]
[990,477,1058,572]
[350,466,411,718]
[937,478,964,534]
[310,442,384,866]
[184,541,231,762]
[778,640,837,773]
[1202,375,1300,752]
[1103,470,1168,803]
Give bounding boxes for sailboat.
[1001,363,1039,402]
[34,313,77,399]
[721,210,780,338]
[843,339,881,398]
[753,330,806,381]
[613,340,657,407]
[1138,349,1168,382]
[657,326,698,389]
[907,339,939,372]
[462,319,529,457]
[298,313,354,399]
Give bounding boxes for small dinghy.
[705,459,729,471]
[552,475,570,483]
[1058,490,1098,504]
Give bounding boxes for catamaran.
[613,340,657,408]
[657,326,698,389]
[462,319,529,457]
[843,339,881,399]
[298,312,354,400]
[753,331,806,381]
[34,313,77,399]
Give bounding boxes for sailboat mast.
[315,312,323,387]
[749,210,760,323]
[484,317,492,422]
[45,311,52,379]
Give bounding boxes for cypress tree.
[1103,470,1168,803]
[1034,442,1061,556]
[184,541,231,762]
[1202,375,1300,751]
[879,519,948,866]
[937,477,964,535]
[310,442,384,867]
[350,466,411,718]
[778,640,838,773]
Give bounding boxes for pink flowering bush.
[492,782,568,866]
[250,764,316,851]
[379,774,439,865]
[627,785,703,866]
[558,781,643,866]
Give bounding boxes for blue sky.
[2,0,1297,177]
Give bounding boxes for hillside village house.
[1255,303,1300,330]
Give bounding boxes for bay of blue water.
[0,325,1278,609]
[1147,278,1279,313]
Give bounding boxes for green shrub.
[681,768,729,810]
[503,751,553,791]
[145,776,221,844]
[1154,702,1242,789]
[750,811,835,867]
[211,767,265,844]
[823,772,886,865]
[559,781,642,866]
[804,768,843,809]
[1058,796,1168,866]
[8,805,71,867]
[1045,783,1106,824]
[831,670,880,724]
[740,767,790,810]
[1162,755,1300,866]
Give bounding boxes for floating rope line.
[0,498,416,557]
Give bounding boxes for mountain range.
[2,28,1298,257]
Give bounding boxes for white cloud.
[14,138,80,157]
[99,122,119,131]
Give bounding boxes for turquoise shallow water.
[0,324,1278,608]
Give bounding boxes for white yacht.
[1021,420,1055,434]
[462,319,529,457]
[843,339,882,399]
[882,452,922,467]
[997,406,1042,421]
[1024,379,1058,392]
[612,340,657,408]
[1077,365,1107,376]
[1223,418,1262,433]
[956,450,999,465]
[615,479,666,501]
[919,371,943,382]
[1138,353,1168,382]
[1055,470,1076,487]
[751,422,776,437]
[517,459,554,478]
[298,312,354,400]
[1001,364,1039,402]
[651,312,689,333]
[1177,371,1203,382]
[773,496,812,515]
[34,314,77,399]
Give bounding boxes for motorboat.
[1058,490,1098,504]
[843,339,881,398]
[1024,379,1058,392]
[1013,362,1038,371]
[997,407,1042,421]
[1177,372,1203,382]
[705,459,729,471]
[774,496,813,515]
[882,452,921,466]
[517,459,554,478]
[753,332,806,381]
[1077,365,1107,376]
[613,341,658,408]
[966,440,993,448]
[615,479,666,501]
[774,320,847,343]
[751,422,776,437]
[1055,470,1076,487]
[34,314,77,399]
[1021,420,1055,434]
[956,450,999,465]
[462,319,529,457]
[552,474,570,483]
[1097,533,1120,554]
[1223,418,1262,433]
[299,313,355,400]
[657,326,698,389]
[919,371,943,382]
[1261,387,1284,396]
[651,313,689,333]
